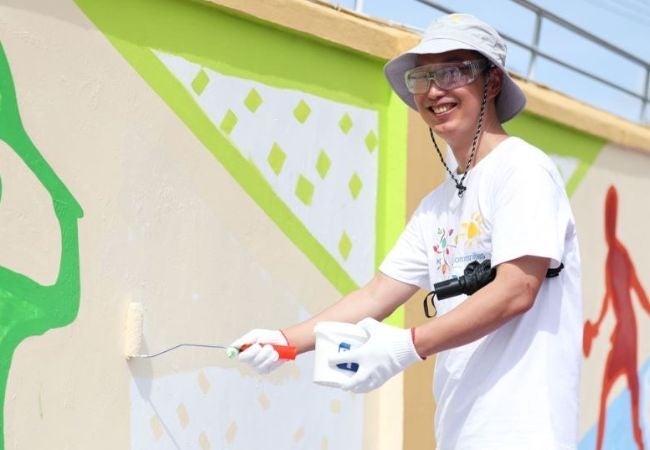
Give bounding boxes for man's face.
[411,50,492,143]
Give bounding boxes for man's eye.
[437,67,460,82]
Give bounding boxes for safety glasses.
[404,59,492,94]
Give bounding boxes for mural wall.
[574,142,650,450]
[0,41,83,447]
[0,0,408,449]
[505,112,650,450]
[0,0,649,449]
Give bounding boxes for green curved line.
[0,42,83,449]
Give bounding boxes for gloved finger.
[256,345,280,373]
[238,343,263,363]
[348,372,381,394]
[351,379,378,394]
[229,330,261,349]
[338,370,371,393]
[338,376,359,392]
[251,343,277,368]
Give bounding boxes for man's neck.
[452,128,509,172]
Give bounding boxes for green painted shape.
[504,111,605,196]
[365,130,378,153]
[316,149,331,179]
[73,0,398,297]
[348,172,362,199]
[0,43,83,449]
[244,88,262,113]
[267,143,286,175]
[293,100,311,124]
[99,42,360,294]
[338,232,352,260]
[339,112,353,134]
[191,68,209,95]
[295,175,314,206]
[219,109,238,135]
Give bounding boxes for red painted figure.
[584,185,650,450]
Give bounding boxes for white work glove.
[328,318,422,393]
[229,329,289,374]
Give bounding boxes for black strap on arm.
[423,259,564,318]
[545,263,564,277]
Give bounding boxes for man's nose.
[425,80,447,97]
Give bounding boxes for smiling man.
[232,13,582,450]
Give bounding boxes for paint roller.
[123,302,297,360]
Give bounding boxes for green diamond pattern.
[293,100,312,123]
[365,130,378,152]
[348,173,363,199]
[295,175,314,206]
[338,232,352,260]
[316,150,331,179]
[244,88,263,113]
[191,69,209,95]
[339,113,353,134]
[220,110,238,135]
[267,143,287,175]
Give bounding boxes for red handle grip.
[239,343,297,360]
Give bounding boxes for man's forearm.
[284,273,418,354]
[414,257,548,358]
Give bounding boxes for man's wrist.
[279,329,290,345]
[411,327,427,360]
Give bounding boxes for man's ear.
[487,68,504,100]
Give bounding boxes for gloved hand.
[327,318,422,393]
[229,329,289,374]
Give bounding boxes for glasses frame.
[404,59,492,94]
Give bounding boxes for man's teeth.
[433,104,453,114]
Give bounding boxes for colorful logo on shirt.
[433,211,487,277]
[433,227,455,276]
[457,212,483,248]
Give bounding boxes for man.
[232,13,582,450]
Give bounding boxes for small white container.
[313,321,369,387]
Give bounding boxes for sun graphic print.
[433,227,455,276]
[456,212,483,248]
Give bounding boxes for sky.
[333,0,650,125]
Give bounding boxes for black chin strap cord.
[429,75,489,198]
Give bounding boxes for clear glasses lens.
[405,60,489,94]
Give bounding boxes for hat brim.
[384,38,526,123]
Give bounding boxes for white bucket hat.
[385,13,526,123]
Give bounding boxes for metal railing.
[350,0,650,124]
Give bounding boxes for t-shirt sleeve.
[379,203,430,290]
[489,161,570,269]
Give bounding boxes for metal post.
[414,0,649,124]
[527,12,543,80]
[354,0,364,13]
[642,68,650,123]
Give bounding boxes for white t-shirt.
[380,137,582,450]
